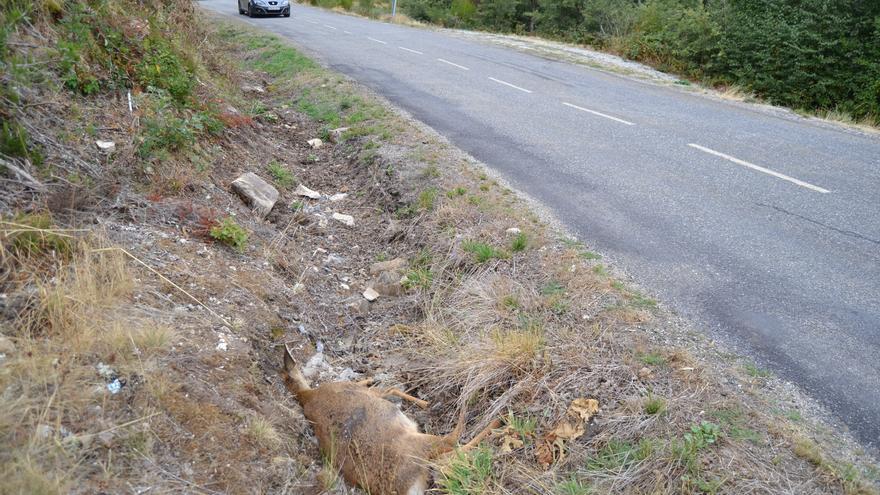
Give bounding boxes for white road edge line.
[323,24,337,30]
[399,46,424,55]
[562,102,635,126]
[488,77,532,93]
[437,58,469,70]
[367,37,387,44]
[687,143,831,194]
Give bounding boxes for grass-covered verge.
[306,0,880,128]
[211,20,878,495]
[1,1,878,493]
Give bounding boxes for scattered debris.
[331,212,355,227]
[231,172,279,219]
[329,192,348,202]
[505,227,521,236]
[294,183,321,199]
[307,138,323,149]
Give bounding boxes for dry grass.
[0,228,167,493]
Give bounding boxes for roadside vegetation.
[1,0,878,493]
[310,0,880,127]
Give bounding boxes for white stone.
[307,138,323,149]
[363,287,379,302]
[242,84,265,94]
[231,172,279,219]
[95,140,115,152]
[332,212,355,227]
[294,184,321,199]
[329,193,348,202]
[506,227,522,236]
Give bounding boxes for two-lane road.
[201,0,880,448]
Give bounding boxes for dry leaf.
[569,398,599,422]
[499,428,524,453]
[534,397,600,469]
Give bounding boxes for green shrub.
[509,231,527,252]
[210,217,248,252]
[462,240,506,263]
[436,446,494,494]
[4,213,72,257]
[266,161,295,188]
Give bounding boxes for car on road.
[238,0,290,17]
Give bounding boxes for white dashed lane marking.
[399,46,424,55]
[367,37,387,44]
[688,143,831,193]
[437,58,469,70]
[562,102,635,126]
[488,77,531,93]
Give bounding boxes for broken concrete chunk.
[307,138,323,149]
[294,184,321,199]
[329,193,348,202]
[369,258,407,275]
[231,172,279,219]
[95,140,115,152]
[331,212,355,227]
[328,127,350,143]
[362,287,379,302]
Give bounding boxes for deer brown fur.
[281,347,496,495]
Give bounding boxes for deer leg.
[458,419,501,453]
[356,377,375,387]
[382,388,429,409]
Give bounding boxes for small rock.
[242,84,265,94]
[372,271,403,296]
[328,127,350,143]
[307,138,323,149]
[324,254,345,266]
[0,335,15,355]
[216,335,228,352]
[332,212,355,227]
[97,430,115,448]
[329,193,348,202]
[347,298,369,315]
[337,368,360,381]
[384,219,405,241]
[638,367,653,380]
[95,140,115,152]
[505,227,522,236]
[370,258,407,275]
[294,184,321,199]
[363,287,379,302]
[231,172,279,219]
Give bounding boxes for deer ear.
[283,346,297,373]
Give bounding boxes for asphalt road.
[200,0,880,448]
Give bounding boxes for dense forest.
[391,0,880,123]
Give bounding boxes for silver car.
[239,0,290,17]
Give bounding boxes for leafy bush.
[210,217,248,252]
